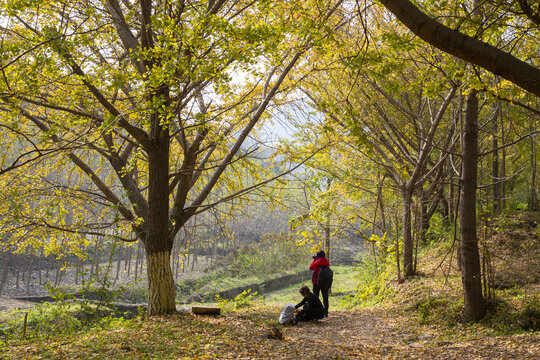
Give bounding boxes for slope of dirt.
[282,308,539,359]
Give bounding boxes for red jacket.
[310,257,330,285]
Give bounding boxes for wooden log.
[191,306,221,315]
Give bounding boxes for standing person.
[293,285,325,324]
[310,250,330,317]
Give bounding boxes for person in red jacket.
[310,250,330,317]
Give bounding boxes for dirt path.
[279,308,539,359]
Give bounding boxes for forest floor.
[1,302,538,359]
[1,211,539,359]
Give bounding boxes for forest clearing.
[1,0,539,359]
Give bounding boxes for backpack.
[279,303,296,324]
[317,266,333,289]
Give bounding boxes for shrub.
[348,252,394,307]
[216,289,258,311]
[517,296,540,331]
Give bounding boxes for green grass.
[260,265,358,309]
[177,265,310,302]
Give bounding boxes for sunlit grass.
[261,265,358,309]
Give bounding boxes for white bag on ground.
[279,303,296,324]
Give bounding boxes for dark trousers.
[313,285,329,315]
[296,307,324,322]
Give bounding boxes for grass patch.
[177,265,308,302]
[261,265,358,309]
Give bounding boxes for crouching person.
[293,285,325,324]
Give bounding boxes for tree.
[302,66,459,278]
[460,90,486,321]
[377,0,540,322]
[0,0,344,315]
[378,0,540,96]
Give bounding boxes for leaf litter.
[2,303,538,359]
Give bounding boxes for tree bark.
[501,114,507,211]
[395,212,402,282]
[126,245,132,275]
[531,123,538,211]
[0,253,9,296]
[15,258,20,290]
[402,186,414,277]
[324,225,331,263]
[25,251,33,295]
[145,136,176,316]
[134,241,141,281]
[460,90,486,321]
[379,0,540,97]
[492,103,500,215]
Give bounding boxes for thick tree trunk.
[145,137,176,316]
[460,90,486,321]
[402,187,414,277]
[146,248,176,315]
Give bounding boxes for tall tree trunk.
[378,182,387,234]
[394,211,402,282]
[38,248,43,286]
[25,251,34,295]
[94,236,103,278]
[126,245,132,276]
[15,258,21,290]
[501,117,507,211]
[0,253,10,296]
[402,186,414,277]
[324,224,331,262]
[530,121,538,211]
[460,90,486,321]
[449,179,455,222]
[45,256,50,279]
[114,246,122,287]
[134,241,141,281]
[21,250,27,285]
[491,103,501,214]
[145,139,176,316]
